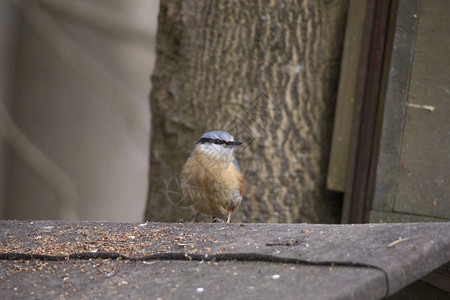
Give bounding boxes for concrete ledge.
[1,221,449,299]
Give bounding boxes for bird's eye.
[214,139,220,144]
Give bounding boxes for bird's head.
[194,130,242,160]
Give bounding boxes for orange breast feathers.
[238,170,245,196]
[182,154,244,198]
[181,150,244,217]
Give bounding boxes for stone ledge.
[1,221,449,299]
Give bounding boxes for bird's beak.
[228,141,242,146]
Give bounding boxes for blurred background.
[0,0,159,221]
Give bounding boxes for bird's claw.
[212,217,225,223]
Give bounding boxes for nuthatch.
[181,131,245,223]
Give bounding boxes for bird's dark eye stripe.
[197,137,239,145]
[198,138,216,144]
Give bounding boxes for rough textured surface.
[1,221,449,299]
[146,0,349,223]
[0,260,384,300]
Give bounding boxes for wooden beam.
[327,0,368,192]
[341,0,393,223]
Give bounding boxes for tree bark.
[146,0,348,223]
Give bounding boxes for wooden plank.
[393,0,450,219]
[341,0,392,223]
[371,0,421,212]
[421,269,450,293]
[327,0,368,192]
[365,0,399,223]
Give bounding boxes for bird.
[181,131,245,223]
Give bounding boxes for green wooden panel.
[372,0,421,212]
[394,0,450,219]
[372,0,450,222]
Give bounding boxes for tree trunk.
[146,0,348,223]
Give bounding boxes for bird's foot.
[190,212,200,223]
[212,216,225,223]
